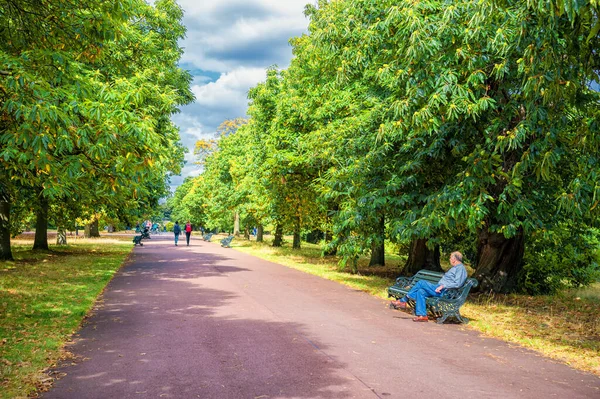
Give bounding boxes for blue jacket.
[438,263,467,289]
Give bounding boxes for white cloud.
[178,0,310,72]
[167,1,311,189]
[172,113,208,145]
[192,67,266,109]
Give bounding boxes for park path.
[44,235,600,399]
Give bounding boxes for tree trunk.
[56,227,67,245]
[257,225,264,242]
[87,219,100,238]
[305,230,322,244]
[369,214,386,266]
[324,230,337,256]
[0,190,13,260]
[234,212,240,236]
[369,241,385,266]
[33,194,49,250]
[244,225,250,240]
[474,228,525,293]
[292,216,301,249]
[403,239,442,275]
[324,204,338,256]
[350,257,358,274]
[272,224,283,247]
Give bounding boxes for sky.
[169,0,313,189]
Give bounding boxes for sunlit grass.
[0,240,132,398]
[465,288,600,375]
[227,236,600,376]
[226,236,402,298]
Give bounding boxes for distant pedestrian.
[173,221,181,246]
[184,221,192,246]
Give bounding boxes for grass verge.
[225,236,600,376]
[0,239,132,398]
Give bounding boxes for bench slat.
[387,269,478,324]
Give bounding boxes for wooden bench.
[203,233,214,242]
[220,235,234,248]
[387,269,478,324]
[133,235,143,246]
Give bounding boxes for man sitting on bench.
[390,251,467,322]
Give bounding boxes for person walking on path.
[390,251,467,322]
[173,221,181,246]
[184,221,192,246]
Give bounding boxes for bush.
[518,225,600,295]
[165,221,174,232]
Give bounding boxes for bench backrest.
[412,270,444,285]
[411,269,478,302]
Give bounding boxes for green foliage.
[0,0,194,256]
[519,226,600,294]
[174,0,599,292]
[168,177,206,227]
[300,0,599,289]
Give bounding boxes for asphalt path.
[44,235,600,399]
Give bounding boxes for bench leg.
[454,312,469,324]
[436,310,469,324]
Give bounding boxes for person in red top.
[184,221,192,246]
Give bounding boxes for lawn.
[224,235,600,377]
[0,238,132,399]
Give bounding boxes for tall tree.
[287,0,599,289]
[0,0,193,253]
[1,0,127,256]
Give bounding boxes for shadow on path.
[44,244,369,398]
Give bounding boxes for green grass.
[232,240,401,296]
[0,239,132,398]
[465,288,600,374]
[225,235,600,376]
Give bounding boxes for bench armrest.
[439,288,462,302]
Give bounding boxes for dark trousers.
[185,232,191,245]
